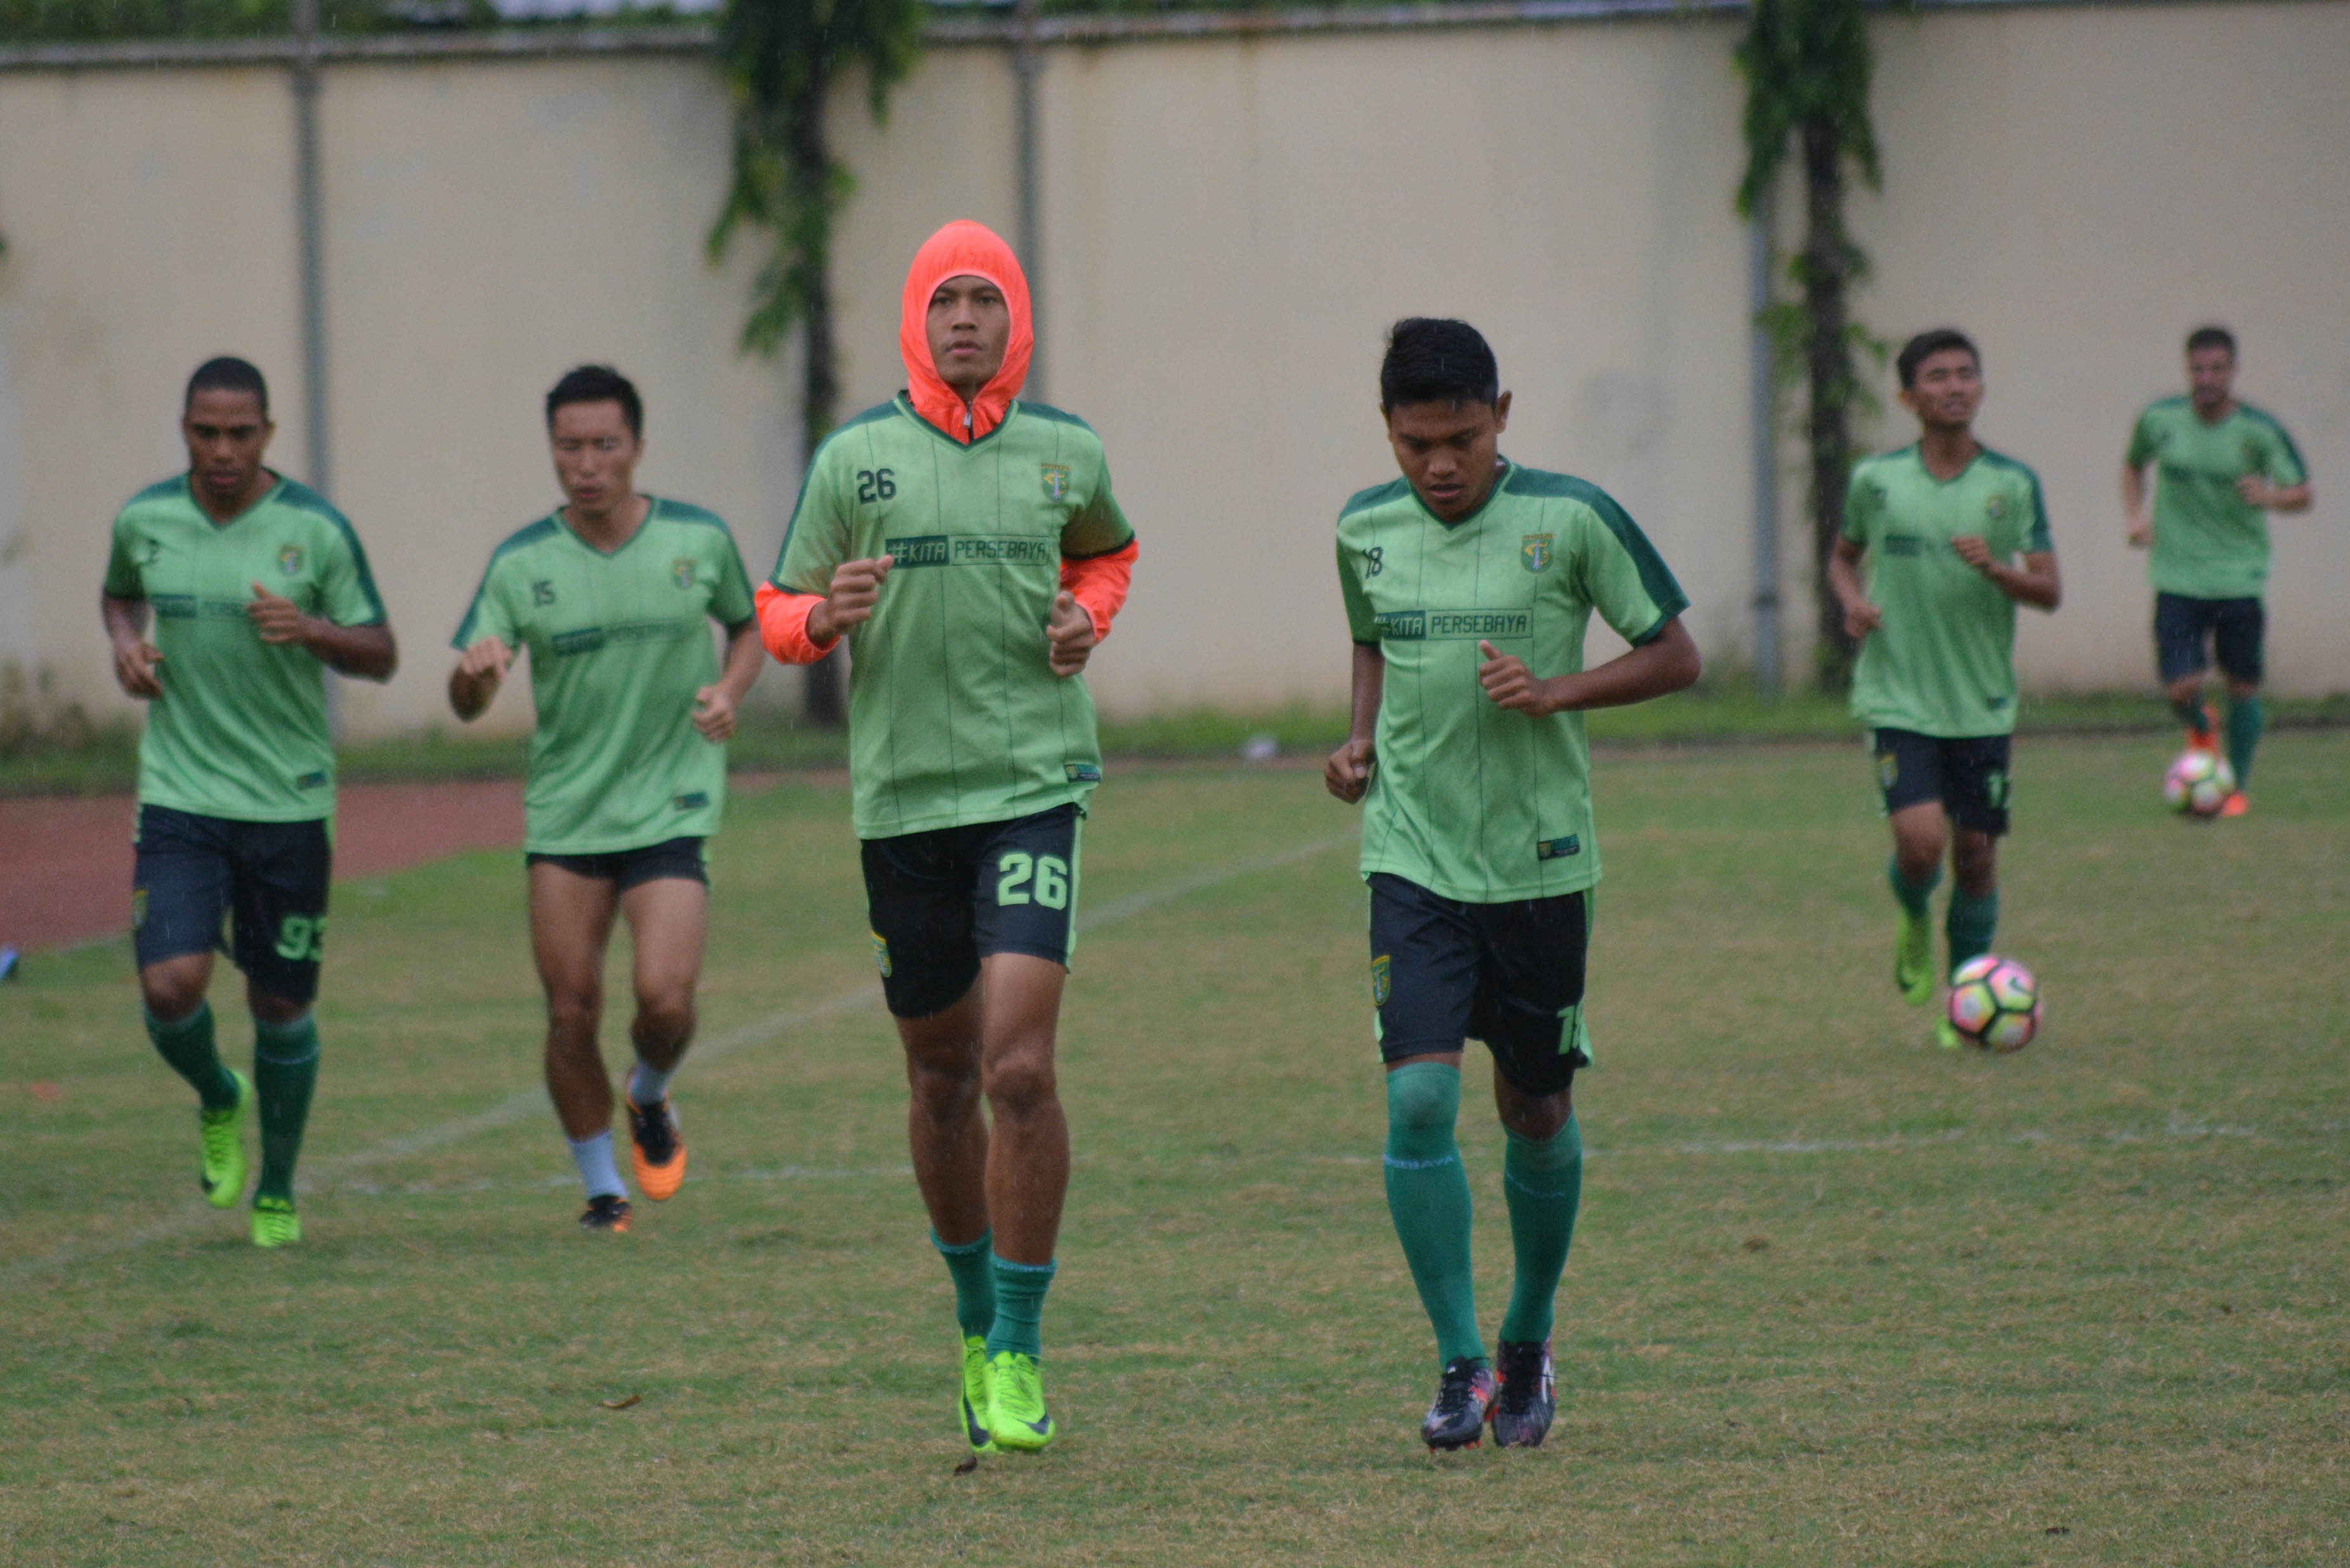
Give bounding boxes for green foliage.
[1733,0,1881,219]
[0,0,503,41]
[707,0,922,360]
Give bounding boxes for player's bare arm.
[1828,537,1883,639]
[806,555,892,644]
[101,591,164,698]
[1045,591,1097,678]
[692,618,765,742]
[1324,642,1384,803]
[1475,615,1700,717]
[2236,474,2311,513]
[1949,539,2062,610]
[448,636,514,721]
[247,582,398,679]
[2121,462,2154,548]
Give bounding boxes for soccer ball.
[1946,955,2040,1054]
[2163,749,2235,818]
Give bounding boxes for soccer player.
[1828,329,2061,1046]
[449,365,762,1234]
[755,220,1137,1458]
[2122,326,2311,815]
[101,356,398,1248]
[1325,318,1700,1450]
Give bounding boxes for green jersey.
[1841,444,2051,740]
[772,395,1136,840]
[454,499,755,855]
[1336,461,1688,903]
[2125,397,2306,601]
[103,473,386,822]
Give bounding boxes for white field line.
[4,827,1359,1280]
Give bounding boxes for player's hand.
[1843,598,1883,640]
[1324,738,1375,804]
[1477,641,1552,715]
[1046,591,1097,677]
[112,636,164,698]
[2236,475,2280,508]
[2127,517,2153,549]
[1949,535,1995,573]
[808,556,891,644]
[692,683,737,742]
[457,636,512,688]
[247,582,313,647]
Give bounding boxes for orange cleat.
[626,1095,688,1201]
[2184,702,2219,755]
[2218,791,2249,819]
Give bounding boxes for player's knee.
[982,1049,1058,1120]
[545,988,602,1040]
[634,988,695,1043]
[1387,1069,1458,1132]
[140,970,206,1022]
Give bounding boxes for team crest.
[1040,464,1071,502]
[1521,533,1553,573]
[1983,495,2007,522]
[278,544,304,576]
[870,932,893,979]
[672,558,696,589]
[131,888,147,930]
[1370,954,1392,1008]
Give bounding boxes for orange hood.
[900,219,1033,445]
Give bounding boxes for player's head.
[1895,329,1982,433]
[180,356,275,509]
[1380,318,1512,523]
[900,221,1032,442]
[2184,325,2236,413]
[544,364,644,516]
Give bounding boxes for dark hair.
[2185,325,2236,360]
[1896,329,1980,390]
[545,363,643,438]
[185,356,269,417]
[1380,318,1499,412]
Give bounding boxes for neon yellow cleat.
[251,1194,301,1248]
[1895,909,1933,1007]
[986,1350,1057,1453]
[1935,1016,1966,1051]
[958,1336,996,1456]
[199,1070,251,1209]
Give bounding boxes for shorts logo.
[871,932,893,979]
[1064,762,1101,783]
[672,792,709,811]
[1984,495,2008,522]
[278,545,304,576]
[1876,751,1900,792]
[1521,533,1553,573]
[131,887,147,929]
[1370,954,1392,1008]
[1985,771,2010,809]
[1040,464,1071,502]
[672,558,696,590]
[1536,835,1581,860]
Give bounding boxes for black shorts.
[1368,873,1589,1099]
[2154,592,2264,685]
[862,804,1083,1019]
[131,804,332,1005]
[1872,728,2013,836]
[526,837,708,892]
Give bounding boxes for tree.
[709,0,922,723]
[1735,0,1891,691]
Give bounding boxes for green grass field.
[4,735,2346,1565]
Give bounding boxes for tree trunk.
[791,51,846,727]
[1800,117,1858,693]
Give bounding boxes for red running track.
[0,781,525,953]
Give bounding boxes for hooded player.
[757,221,1138,1458]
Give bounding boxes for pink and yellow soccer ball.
[2163,750,2236,818]
[1946,954,2040,1054]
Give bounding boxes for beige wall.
[1,3,2344,744]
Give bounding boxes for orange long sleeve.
[755,581,835,666]
[1061,538,1138,642]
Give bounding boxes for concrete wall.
[1,3,2344,742]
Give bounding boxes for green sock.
[932,1229,996,1340]
[1945,890,1999,977]
[984,1257,1055,1359]
[2226,696,2263,787]
[146,1002,239,1111]
[1887,858,1940,919]
[252,1014,321,1202]
[2170,693,2207,729]
[1499,1116,1583,1345]
[1383,1062,1484,1369]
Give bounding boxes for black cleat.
[579,1193,633,1233]
[1492,1339,1556,1447]
[1420,1357,1497,1451]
